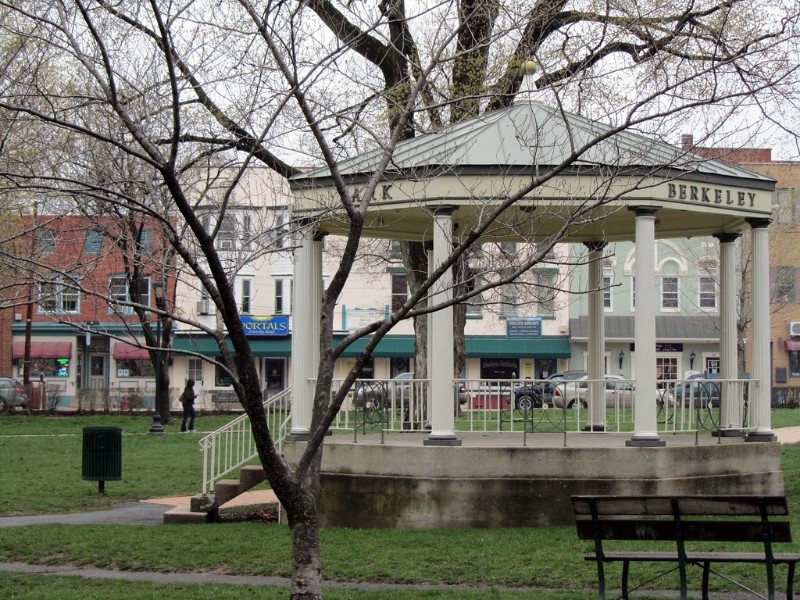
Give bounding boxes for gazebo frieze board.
[291,174,773,244]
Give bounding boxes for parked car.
[552,374,673,409]
[513,370,588,410]
[354,373,469,410]
[671,373,750,408]
[0,378,29,414]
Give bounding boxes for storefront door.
[264,358,285,397]
[88,353,108,389]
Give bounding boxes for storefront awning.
[786,340,800,351]
[174,333,570,359]
[113,343,151,361]
[13,341,72,359]
[465,336,571,358]
[173,336,292,357]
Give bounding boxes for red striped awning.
[786,340,800,351]
[113,343,151,361]
[13,341,72,359]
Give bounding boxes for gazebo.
[284,99,781,528]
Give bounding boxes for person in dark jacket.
[179,379,198,432]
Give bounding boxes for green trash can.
[82,427,122,494]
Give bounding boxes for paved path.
[0,489,277,528]
[0,561,771,598]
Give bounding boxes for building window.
[698,259,718,310]
[241,214,252,251]
[139,228,152,252]
[116,359,154,377]
[84,230,103,254]
[188,358,203,384]
[391,273,407,312]
[656,357,678,382]
[274,279,291,314]
[465,268,482,317]
[35,228,56,255]
[699,275,717,309]
[272,212,288,249]
[38,275,80,314]
[198,291,212,315]
[537,272,556,317]
[499,268,518,317]
[241,279,252,314]
[603,273,613,310]
[774,188,798,225]
[217,215,237,251]
[661,276,679,310]
[776,267,795,303]
[109,275,150,315]
[30,358,70,377]
[389,240,403,261]
[790,351,800,378]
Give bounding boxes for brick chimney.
[681,134,694,150]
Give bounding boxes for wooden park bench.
[572,495,800,600]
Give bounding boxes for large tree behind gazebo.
[297,0,800,381]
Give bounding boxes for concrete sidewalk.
[0,488,277,528]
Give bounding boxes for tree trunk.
[158,356,171,425]
[289,513,323,599]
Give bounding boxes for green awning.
[173,336,292,357]
[173,333,569,359]
[335,335,415,357]
[465,336,571,358]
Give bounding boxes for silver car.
[552,375,673,408]
[0,378,29,414]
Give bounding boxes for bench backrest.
[572,495,791,544]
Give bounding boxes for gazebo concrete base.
[283,432,783,529]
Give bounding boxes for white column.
[627,207,665,447]
[746,219,776,442]
[717,233,742,434]
[425,207,460,446]
[426,243,434,427]
[586,241,607,431]
[288,225,323,439]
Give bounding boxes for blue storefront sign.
[240,315,290,336]
[506,317,542,338]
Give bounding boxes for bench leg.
[595,559,606,600]
[622,561,629,600]
[788,562,796,600]
[702,561,710,600]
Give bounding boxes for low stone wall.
[283,436,784,529]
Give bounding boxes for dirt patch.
[216,504,279,523]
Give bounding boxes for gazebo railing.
[327,377,752,436]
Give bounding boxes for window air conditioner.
[197,300,210,315]
[790,321,800,337]
[218,239,234,251]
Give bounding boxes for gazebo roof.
[290,101,775,243]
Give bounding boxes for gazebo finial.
[517,60,538,103]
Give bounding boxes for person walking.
[179,379,197,432]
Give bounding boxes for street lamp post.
[149,280,165,435]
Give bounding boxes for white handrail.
[199,388,292,495]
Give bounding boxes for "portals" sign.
[240,315,290,336]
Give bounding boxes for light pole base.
[149,412,165,435]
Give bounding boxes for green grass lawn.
[1,410,800,598]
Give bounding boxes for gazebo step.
[163,506,211,524]
[239,464,266,489]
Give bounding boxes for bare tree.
[0,1,798,598]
